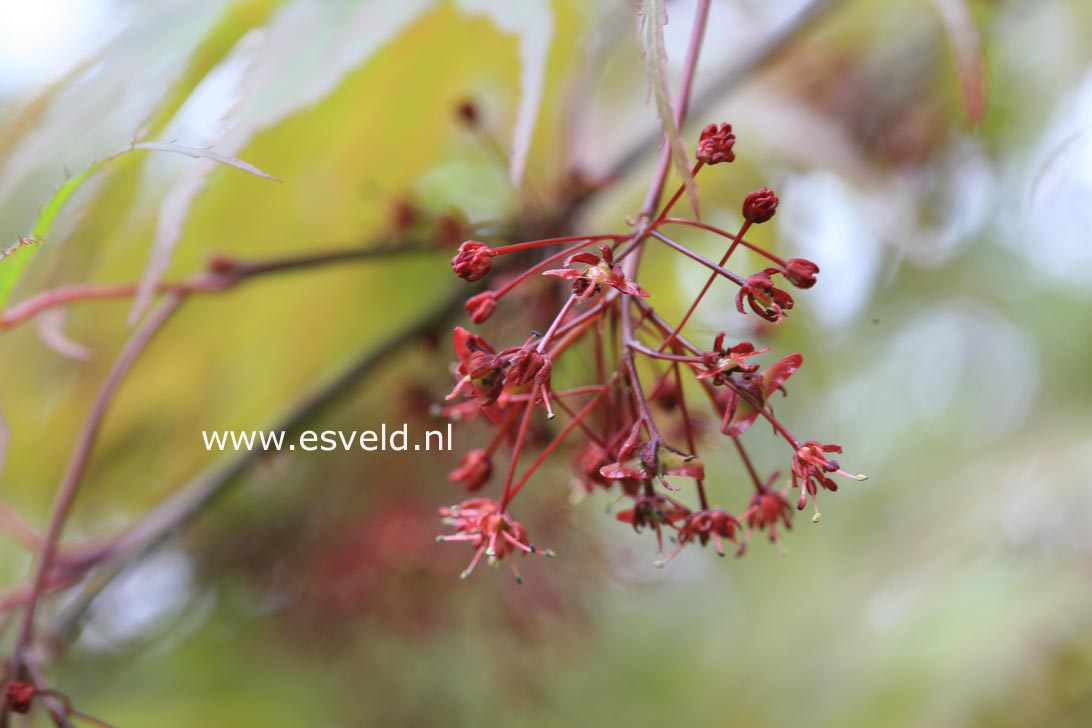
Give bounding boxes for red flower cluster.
[437,122,863,578]
[696,123,736,165]
[438,498,553,581]
[543,244,648,300]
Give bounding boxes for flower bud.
[782,258,819,289]
[696,123,736,165]
[451,240,493,282]
[507,348,548,386]
[464,291,497,323]
[4,681,35,714]
[742,188,778,223]
[448,449,492,491]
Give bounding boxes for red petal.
[665,460,705,480]
[722,398,759,436]
[543,268,581,280]
[566,252,601,266]
[600,463,647,480]
[613,280,650,297]
[762,353,802,397]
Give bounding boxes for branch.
[611,0,844,188]
[0,241,444,332]
[10,293,183,677]
[47,287,466,644]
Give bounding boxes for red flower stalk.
[451,240,493,282]
[437,498,552,582]
[742,188,779,223]
[696,123,736,165]
[543,243,648,300]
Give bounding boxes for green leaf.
[0,143,278,312]
[455,0,553,186]
[639,0,700,217]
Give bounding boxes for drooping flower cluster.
[437,123,864,580]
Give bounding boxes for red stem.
[656,218,752,351]
[671,362,709,510]
[498,383,541,511]
[490,234,624,257]
[648,230,747,286]
[505,380,617,502]
[493,242,594,299]
[659,217,787,265]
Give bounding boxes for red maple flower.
[791,441,865,512]
[615,493,690,551]
[718,353,803,436]
[506,348,550,386]
[735,269,795,323]
[4,681,35,714]
[663,508,740,563]
[696,123,736,165]
[741,480,794,551]
[572,441,614,494]
[446,327,508,405]
[600,440,704,492]
[451,240,493,282]
[781,258,820,289]
[437,498,551,581]
[464,291,497,323]
[742,187,779,223]
[543,244,648,299]
[448,449,492,491]
[698,333,769,384]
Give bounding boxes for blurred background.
[1,0,1091,725]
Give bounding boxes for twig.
[9,294,183,677]
[608,0,844,187]
[0,242,444,332]
[48,287,465,643]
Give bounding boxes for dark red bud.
[448,449,492,491]
[742,188,779,223]
[464,291,497,324]
[451,241,493,282]
[507,348,548,386]
[456,100,479,126]
[4,681,35,714]
[696,123,736,165]
[782,258,819,289]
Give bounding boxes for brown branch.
[47,286,466,644]
[9,294,183,678]
[0,242,443,332]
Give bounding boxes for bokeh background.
[1,0,1091,725]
